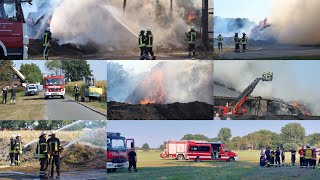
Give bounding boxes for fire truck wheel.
[177,154,184,160]
[61,96,65,99]
[195,157,200,162]
[228,157,235,162]
[45,96,49,99]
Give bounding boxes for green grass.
[108,151,320,180]
[65,93,106,113]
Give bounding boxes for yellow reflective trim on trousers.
[43,33,48,46]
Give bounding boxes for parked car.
[25,86,39,96]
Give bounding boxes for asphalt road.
[0,170,107,179]
[46,98,106,120]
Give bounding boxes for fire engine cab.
[43,75,65,99]
[161,140,238,162]
[107,132,135,172]
[0,0,32,60]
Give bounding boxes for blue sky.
[108,120,320,148]
[13,60,106,81]
[214,0,272,22]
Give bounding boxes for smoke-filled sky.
[214,60,320,115]
[109,120,320,148]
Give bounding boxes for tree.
[142,143,150,151]
[45,60,62,75]
[0,60,13,86]
[280,123,305,146]
[306,133,320,146]
[181,134,210,141]
[19,63,43,84]
[61,60,92,82]
[217,128,232,143]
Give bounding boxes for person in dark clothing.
[275,148,281,167]
[138,29,146,60]
[281,148,285,166]
[299,146,305,168]
[73,84,80,101]
[234,33,240,53]
[241,33,248,52]
[9,135,16,166]
[36,131,48,179]
[186,26,197,57]
[10,85,17,105]
[265,147,271,162]
[270,150,275,166]
[2,86,8,104]
[14,134,22,166]
[47,132,63,178]
[145,27,156,60]
[42,27,52,60]
[291,148,296,166]
[128,149,137,173]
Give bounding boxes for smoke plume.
[50,0,201,51]
[270,0,320,44]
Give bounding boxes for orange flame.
[187,8,196,23]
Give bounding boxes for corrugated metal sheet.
[214,83,241,98]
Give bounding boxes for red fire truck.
[107,132,135,172]
[160,141,238,162]
[43,75,65,99]
[0,0,32,60]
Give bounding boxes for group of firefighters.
[138,25,198,60]
[9,131,63,178]
[1,84,17,105]
[216,33,248,52]
[9,134,22,166]
[259,144,320,169]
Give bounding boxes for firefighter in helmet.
[217,34,223,51]
[138,29,146,60]
[241,32,248,52]
[74,84,80,102]
[234,33,240,53]
[36,131,49,178]
[14,134,23,166]
[145,27,156,60]
[186,26,197,57]
[299,145,305,168]
[305,144,312,168]
[42,27,52,60]
[9,135,16,166]
[47,131,63,178]
[311,147,317,169]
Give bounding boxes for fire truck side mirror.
[131,142,134,148]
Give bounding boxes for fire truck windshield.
[45,78,64,86]
[0,1,18,21]
[107,138,126,151]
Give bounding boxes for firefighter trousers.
[300,157,304,167]
[51,155,60,177]
[188,44,196,56]
[14,153,20,166]
[44,46,50,60]
[146,47,155,59]
[291,156,296,165]
[235,43,240,52]
[242,44,247,52]
[128,161,137,172]
[275,157,281,166]
[218,42,223,51]
[75,93,80,101]
[140,47,146,60]
[9,153,15,165]
[305,158,311,167]
[39,158,48,178]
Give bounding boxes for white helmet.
[147,27,151,31]
[10,135,15,139]
[46,27,51,31]
[50,131,57,135]
[16,134,21,137]
[40,131,47,137]
[191,26,195,30]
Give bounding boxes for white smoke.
[50,0,200,51]
[270,0,320,44]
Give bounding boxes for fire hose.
[221,41,243,48]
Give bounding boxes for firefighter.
[2,86,8,104]
[14,134,23,166]
[36,131,49,179]
[275,148,281,167]
[186,26,197,57]
[138,29,146,60]
[241,33,248,52]
[10,84,17,105]
[74,84,80,102]
[281,148,285,166]
[217,34,223,51]
[305,144,312,168]
[9,135,16,166]
[42,27,52,60]
[128,148,137,173]
[234,33,240,53]
[270,150,275,166]
[311,148,317,169]
[291,148,296,166]
[145,27,156,60]
[47,131,63,178]
[265,147,271,164]
[299,146,305,168]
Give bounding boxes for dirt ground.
[107,101,213,120]
[0,92,47,120]
[28,40,212,60]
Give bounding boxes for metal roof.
[214,83,242,98]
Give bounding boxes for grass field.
[108,151,320,180]
[0,92,47,120]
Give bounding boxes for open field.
[0,92,47,120]
[108,151,320,180]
